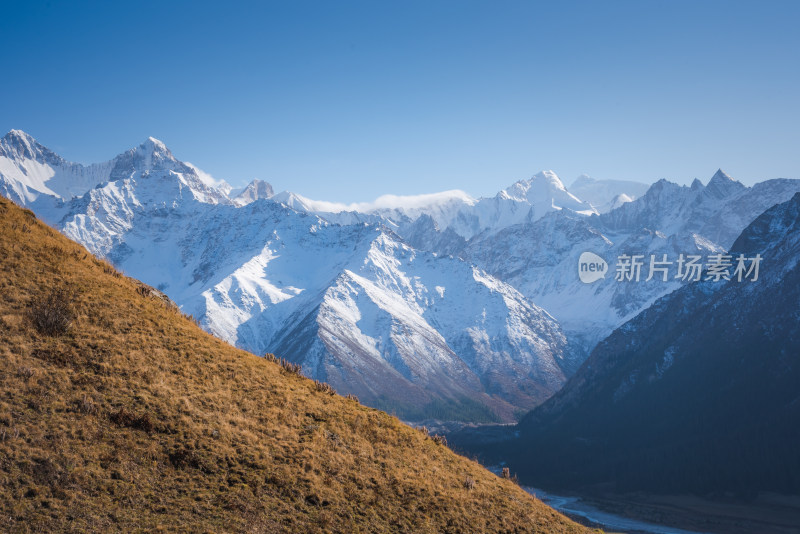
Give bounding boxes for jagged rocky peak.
[704,168,746,198]
[703,169,747,199]
[0,130,35,159]
[709,168,733,182]
[0,129,62,165]
[649,177,675,190]
[108,136,192,181]
[2,129,35,146]
[132,136,178,167]
[2,129,35,147]
[635,177,686,202]
[501,170,592,214]
[140,136,170,155]
[505,170,567,198]
[233,179,275,205]
[534,169,568,189]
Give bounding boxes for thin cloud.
[282,190,477,214]
[185,162,229,190]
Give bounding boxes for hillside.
[0,195,590,532]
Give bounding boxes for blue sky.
[2,0,799,201]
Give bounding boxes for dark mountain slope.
[504,192,800,497]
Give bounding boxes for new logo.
[578,252,608,284]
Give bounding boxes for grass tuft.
[27,287,74,336]
[109,406,155,433]
[432,434,448,447]
[314,379,336,396]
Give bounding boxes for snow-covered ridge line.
[5,129,800,422]
[0,129,583,423]
[0,129,648,225]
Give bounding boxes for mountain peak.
[4,129,35,143]
[532,170,566,190]
[498,170,595,220]
[503,171,568,199]
[126,136,179,165]
[0,129,62,166]
[705,168,745,197]
[105,136,190,183]
[709,168,733,183]
[649,177,678,191]
[2,129,36,152]
[138,136,171,157]
[232,179,275,205]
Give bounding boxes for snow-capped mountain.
[444,171,598,239]
[0,130,112,204]
[459,169,800,354]
[266,231,571,421]
[568,174,650,213]
[230,179,274,206]
[0,131,229,217]
[599,170,747,239]
[0,130,572,422]
[272,170,597,240]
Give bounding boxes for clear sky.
[2,0,799,201]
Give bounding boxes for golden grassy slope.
[0,196,591,533]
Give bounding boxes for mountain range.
[1,131,574,422]
[3,129,800,424]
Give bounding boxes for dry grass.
[0,196,594,533]
[26,287,74,336]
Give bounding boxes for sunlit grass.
[0,197,592,533]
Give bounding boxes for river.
[521,486,709,534]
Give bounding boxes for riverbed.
[522,486,708,534]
